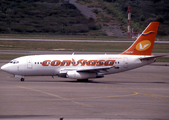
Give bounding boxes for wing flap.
[77,66,113,72]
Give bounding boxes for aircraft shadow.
[22,79,168,84]
[0,115,53,119]
[24,79,104,84]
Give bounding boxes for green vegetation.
[0,0,102,35]
[0,34,135,40]
[0,40,168,53]
[0,40,168,61]
[0,40,130,52]
[1,0,169,37]
[77,0,169,36]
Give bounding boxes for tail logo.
[136,40,151,51]
[142,31,154,36]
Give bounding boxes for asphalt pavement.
[0,61,169,120]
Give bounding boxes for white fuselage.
[1,54,155,79]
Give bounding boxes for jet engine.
[66,71,96,79]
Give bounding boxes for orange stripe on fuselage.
[42,59,116,66]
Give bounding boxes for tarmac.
[0,61,169,120]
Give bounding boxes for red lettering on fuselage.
[81,60,87,66]
[72,59,84,66]
[96,60,105,66]
[42,59,116,67]
[51,60,61,66]
[104,60,116,66]
[42,60,51,66]
[87,60,98,66]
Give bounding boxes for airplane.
[1,22,166,81]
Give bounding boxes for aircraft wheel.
[21,78,24,82]
[77,79,88,82]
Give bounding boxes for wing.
[58,66,113,78]
[77,66,113,72]
[60,66,113,73]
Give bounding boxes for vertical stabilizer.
[121,22,159,55]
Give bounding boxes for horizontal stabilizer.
[139,55,167,60]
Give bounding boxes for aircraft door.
[123,57,128,68]
[27,58,33,69]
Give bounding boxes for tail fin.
[121,22,159,55]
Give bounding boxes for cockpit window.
[9,60,19,64]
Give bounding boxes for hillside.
[0,0,169,37]
[0,0,103,35]
[77,0,169,36]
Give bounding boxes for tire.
[21,78,24,81]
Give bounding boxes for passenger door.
[27,58,33,69]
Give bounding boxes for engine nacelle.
[66,71,96,79]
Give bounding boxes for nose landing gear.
[21,78,25,81]
[15,75,25,82]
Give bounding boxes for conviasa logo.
[42,59,116,67]
[136,40,151,51]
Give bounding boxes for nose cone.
[1,63,16,74]
[1,62,20,75]
[1,64,9,72]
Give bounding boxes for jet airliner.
[1,22,166,81]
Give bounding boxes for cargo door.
[123,57,128,68]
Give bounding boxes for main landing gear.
[77,79,89,82]
[21,78,25,82]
